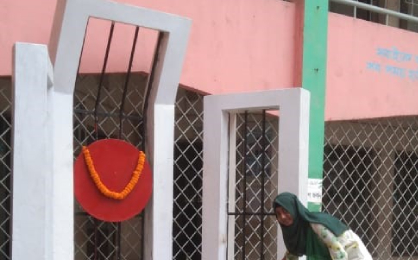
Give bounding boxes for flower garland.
[82,146,146,200]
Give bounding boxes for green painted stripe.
[307,202,322,212]
[301,0,329,212]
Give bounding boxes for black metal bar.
[94,21,115,140]
[140,211,145,260]
[116,25,140,260]
[116,222,121,260]
[141,31,164,151]
[241,111,248,260]
[94,218,99,260]
[260,110,267,260]
[73,19,89,142]
[89,22,115,260]
[76,211,144,217]
[75,19,89,76]
[119,26,140,139]
[227,212,276,216]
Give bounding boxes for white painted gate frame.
[202,88,310,260]
[11,0,191,259]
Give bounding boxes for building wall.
[327,12,418,121]
[0,0,297,94]
[1,0,418,121]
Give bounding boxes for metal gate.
[230,111,279,260]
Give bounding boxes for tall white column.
[12,43,53,260]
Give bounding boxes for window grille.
[0,78,11,260]
[230,111,279,260]
[324,118,418,259]
[329,0,418,33]
[173,88,204,260]
[392,151,418,257]
[323,144,375,248]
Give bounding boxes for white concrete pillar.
[202,89,310,260]
[12,43,53,260]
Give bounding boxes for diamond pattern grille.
[324,118,418,259]
[2,68,418,260]
[0,78,11,260]
[173,89,204,260]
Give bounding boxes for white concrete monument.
[12,0,191,259]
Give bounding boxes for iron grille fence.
[173,88,204,260]
[0,77,11,260]
[323,118,418,259]
[1,71,418,260]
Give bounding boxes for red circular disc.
[74,139,152,222]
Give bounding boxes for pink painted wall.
[2,1,418,120]
[0,0,296,94]
[326,13,418,120]
[0,0,57,69]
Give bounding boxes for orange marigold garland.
[82,146,146,200]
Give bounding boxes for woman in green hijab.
[273,192,372,260]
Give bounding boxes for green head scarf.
[273,192,348,259]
